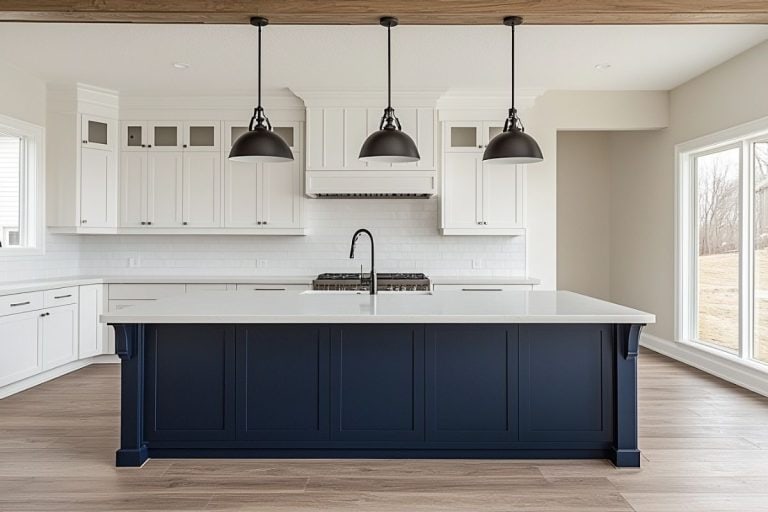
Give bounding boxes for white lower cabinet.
[0,311,42,388]
[78,284,105,359]
[41,304,78,371]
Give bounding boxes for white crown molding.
[119,88,305,112]
[291,88,446,108]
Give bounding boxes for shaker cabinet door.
[330,325,425,442]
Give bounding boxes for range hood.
[293,89,442,199]
[305,170,436,198]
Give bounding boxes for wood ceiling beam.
[0,1,767,24]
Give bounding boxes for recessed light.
[172,62,190,70]
[594,63,612,71]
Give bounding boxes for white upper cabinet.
[306,107,435,171]
[441,121,524,236]
[183,121,220,152]
[443,152,482,229]
[147,152,183,227]
[444,121,504,153]
[80,147,116,228]
[119,120,223,229]
[182,152,221,227]
[81,115,112,150]
[46,86,119,231]
[223,121,304,231]
[122,122,147,151]
[120,150,148,227]
[148,122,183,151]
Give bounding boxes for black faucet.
[349,228,376,295]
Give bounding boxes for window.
[678,118,768,368]
[0,114,43,254]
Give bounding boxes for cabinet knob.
[182,221,188,225]
[147,221,152,225]
[183,144,188,148]
[263,221,268,225]
[81,219,87,224]
[483,221,488,225]
[478,145,482,148]
[256,221,262,225]
[140,221,146,225]
[141,144,146,148]
[477,221,482,225]
[147,144,152,148]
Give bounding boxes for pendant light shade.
[359,17,420,164]
[483,16,543,165]
[229,17,293,164]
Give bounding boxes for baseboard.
[0,354,117,399]
[641,333,768,398]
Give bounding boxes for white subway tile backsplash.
[0,198,526,282]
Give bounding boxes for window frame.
[676,115,768,370]
[0,113,44,256]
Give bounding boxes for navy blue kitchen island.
[105,291,652,468]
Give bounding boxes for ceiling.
[0,23,766,96]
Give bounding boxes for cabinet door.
[120,151,147,227]
[224,123,260,227]
[518,324,613,443]
[80,146,115,228]
[445,122,483,153]
[41,304,78,371]
[78,284,103,358]
[224,160,260,227]
[81,115,112,151]
[182,152,221,227]
[121,122,147,151]
[443,152,482,229]
[330,325,425,442]
[0,311,41,387]
[236,325,330,441]
[426,325,518,442]
[183,121,220,152]
[147,152,183,227]
[261,157,301,228]
[482,163,524,228]
[148,122,183,151]
[145,325,236,441]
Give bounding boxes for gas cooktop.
[313,272,431,291]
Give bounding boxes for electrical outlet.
[472,259,483,269]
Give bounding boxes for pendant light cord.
[510,22,515,111]
[258,23,262,110]
[387,23,392,110]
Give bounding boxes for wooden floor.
[1,350,767,511]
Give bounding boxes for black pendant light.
[359,16,420,164]
[483,16,543,165]
[229,17,293,163]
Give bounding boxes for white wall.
[556,132,612,300]
[77,198,526,278]
[609,40,768,340]
[0,59,80,283]
[526,90,669,290]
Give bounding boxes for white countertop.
[100,290,655,325]
[0,275,538,296]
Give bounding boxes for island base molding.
[113,322,644,468]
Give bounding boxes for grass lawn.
[698,249,768,364]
